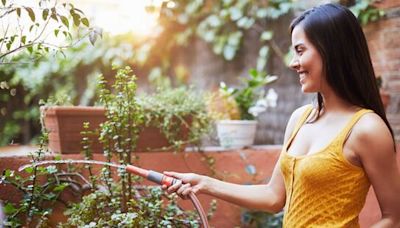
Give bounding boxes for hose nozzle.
[125,165,177,187]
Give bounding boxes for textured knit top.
[280,106,372,228]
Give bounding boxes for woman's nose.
[289,57,300,70]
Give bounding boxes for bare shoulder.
[349,112,395,158]
[289,104,313,123]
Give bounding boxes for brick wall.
[364,1,400,142]
[179,1,400,145]
[183,13,311,145]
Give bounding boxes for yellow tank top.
[280,106,372,228]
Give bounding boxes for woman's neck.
[319,90,358,114]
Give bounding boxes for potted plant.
[207,69,278,148]
[1,67,214,227]
[41,67,211,154]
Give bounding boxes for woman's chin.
[301,86,315,93]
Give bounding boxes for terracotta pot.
[41,106,191,154]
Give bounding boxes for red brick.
[387,81,400,91]
[374,0,400,9]
[383,30,400,48]
[386,60,400,71]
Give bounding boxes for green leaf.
[45,165,57,174]
[21,35,26,44]
[16,7,21,17]
[24,7,35,22]
[260,31,273,41]
[248,68,258,77]
[27,46,33,53]
[81,17,89,27]
[25,166,33,173]
[42,9,49,20]
[50,8,58,21]
[54,29,59,37]
[89,29,99,45]
[72,14,80,27]
[60,16,69,28]
[223,44,236,60]
[73,8,85,15]
[259,45,269,57]
[229,6,242,21]
[4,203,17,214]
[53,183,68,192]
[4,169,14,177]
[54,154,61,160]
[1,0,6,6]
[6,42,11,50]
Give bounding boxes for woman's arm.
[164,105,310,213]
[349,113,400,227]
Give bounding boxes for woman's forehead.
[291,26,307,46]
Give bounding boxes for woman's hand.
[162,171,208,199]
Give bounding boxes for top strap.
[337,109,374,143]
[286,105,314,148]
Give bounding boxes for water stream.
[18,159,124,172]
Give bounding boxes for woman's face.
[289,25,325,93]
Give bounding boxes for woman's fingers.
[177,183,191,195]
[163,171,200,198]
[167,179,182,194]
[182,186,193,196]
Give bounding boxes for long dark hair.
[290,3,395,144]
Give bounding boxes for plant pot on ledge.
[41,106,191,154]
[216,120,257,149]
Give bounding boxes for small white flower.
[255,98,268,108]
[266,88,278,108]
[248,88,278,117]
[248,106,266,117]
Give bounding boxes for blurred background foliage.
[0,0,383,146]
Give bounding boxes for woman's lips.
[299,72,307,84]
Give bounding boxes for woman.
[163,3,400,227]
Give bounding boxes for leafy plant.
[217,68,278,120]
[61,65,212,225]
[0,36,134,146]
[0,0,99,64]
[241,210,284,228]
[1,66,213,226]
[348,0,385,25]
[60,186,202,228]
[0,136,70,227]
[138,86,212,150]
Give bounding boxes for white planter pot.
[216,120,257,149]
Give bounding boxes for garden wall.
[364,0,400,142]
[178,1,400,145]
[1,145,399,227]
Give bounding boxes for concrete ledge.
[1,145,398,227]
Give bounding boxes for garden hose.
[19,160,210,227]
[125,165,210,228]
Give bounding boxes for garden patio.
[1,0,399,227]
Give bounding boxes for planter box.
[1,145,398,227]
[41,106,190,154]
